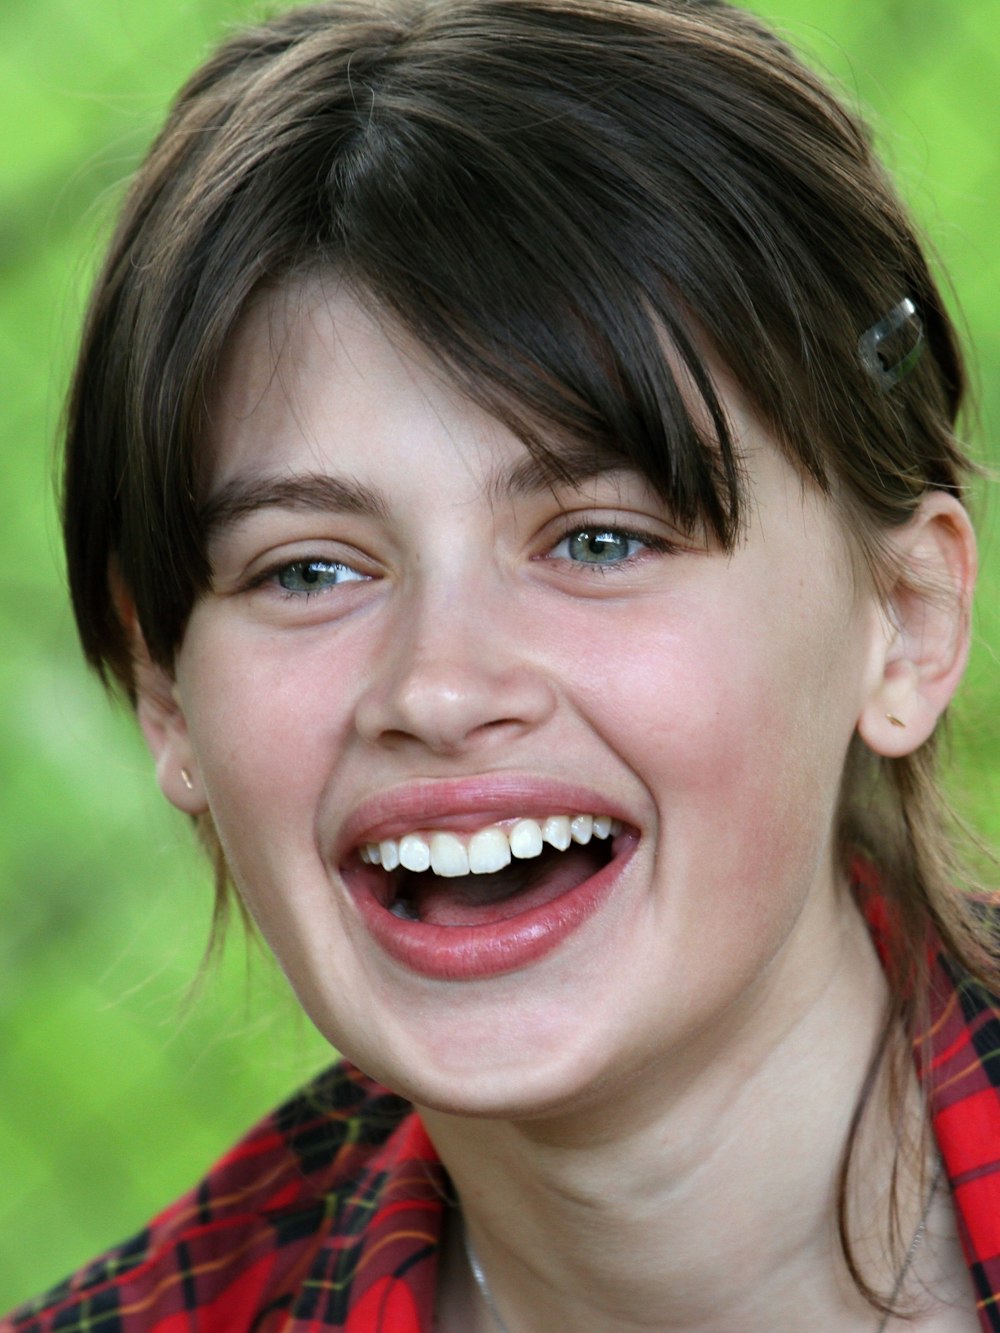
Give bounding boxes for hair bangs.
[327,62,746,546]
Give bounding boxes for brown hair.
[63,0,988,1313]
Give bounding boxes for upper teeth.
[358,814,621,878]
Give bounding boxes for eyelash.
[545,522,677,572]
[247,519,675,602]
[249,558,370,600]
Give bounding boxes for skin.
[138,278,978,1329]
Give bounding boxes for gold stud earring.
[886,714,907,729]
[180,767,195,791]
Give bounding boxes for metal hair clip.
[858,296,924,391]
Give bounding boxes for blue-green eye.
[554,529,645,565]
[276,559,367,593]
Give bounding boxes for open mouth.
[348,814,625,928]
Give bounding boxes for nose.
[353,583,558,757]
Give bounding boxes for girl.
[5,0,997,1328]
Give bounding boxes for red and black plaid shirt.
[6,938,1000,1331]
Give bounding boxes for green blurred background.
[1,0,997,1310]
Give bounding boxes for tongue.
[409,845,603,927]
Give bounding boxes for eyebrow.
[200,473,391,542]
[200,445,630,541]
[485,444,630,504]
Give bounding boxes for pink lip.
[337,775,634,853]
[336,775,639,982]
[349,834,636,981]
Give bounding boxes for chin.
[332,1007,637,1125]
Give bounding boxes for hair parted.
[62,0,991,1316]
[67,0,968,689]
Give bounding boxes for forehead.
[208,277,466,477]
[207,275,645,500]
[204,274,850,569]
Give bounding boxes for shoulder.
[2,1061,446,1333]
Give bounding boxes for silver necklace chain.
[875,1158,943,1333]
[463,1161,942,1333]
[464,1228,511,1333]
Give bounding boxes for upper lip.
[335,774,637,862]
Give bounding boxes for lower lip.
[349,840,635,981]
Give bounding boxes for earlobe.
[135,656,208,815]
[857,492,976,757]
[113,572,207,814]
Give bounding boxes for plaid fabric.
[922,947,1000,1328]
[1,1065,448,1333]
[5,940,1000,1330]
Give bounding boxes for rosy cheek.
[569,602,837,878]
[570,614,755,768]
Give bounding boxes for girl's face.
[157,281,890,1117]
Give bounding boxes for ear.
[135,653,208,815]
[115,577,208,815]
[857,491,977,757]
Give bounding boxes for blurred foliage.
[0,0,997,1310]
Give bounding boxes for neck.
[421,901,932,1332]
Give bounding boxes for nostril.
[354,693,557,757]
[354,662,557,755]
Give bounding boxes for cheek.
[571,598,829,768]
[174,617,364,904]
[571,602,863,1025]
[565,580,862,882]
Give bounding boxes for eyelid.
[543,514,681,564]
[230,539,377,598]
[209,515,380,586]
[278,557,370,595]
[249,554,369,591]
